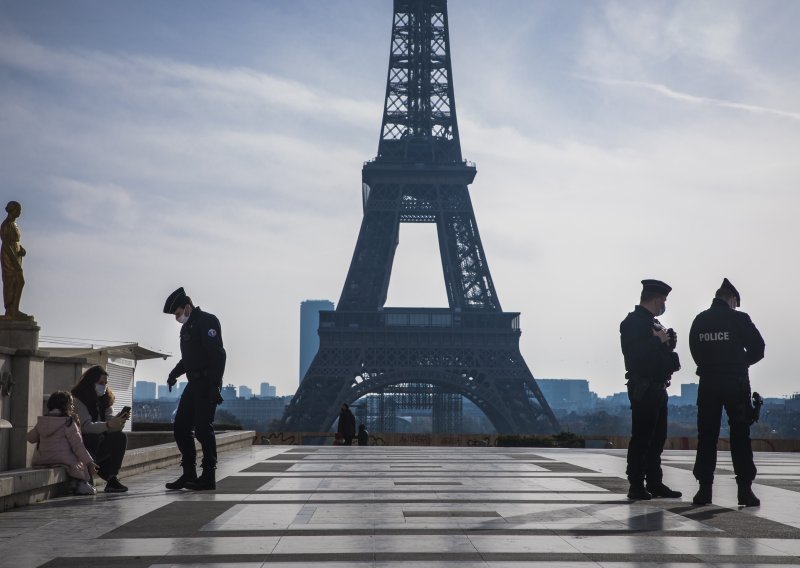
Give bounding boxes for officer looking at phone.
[163,287,226,491]
[620,279,683,501]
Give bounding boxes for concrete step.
[0,430,254,511]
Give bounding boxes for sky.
[1,0,799,400]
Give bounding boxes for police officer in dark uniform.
[690,278,765,507]
[162,287,226,491]
[620,279,682,500]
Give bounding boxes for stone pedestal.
[8,353,44,469]
[0,320,40,353]
[0,319,43,470]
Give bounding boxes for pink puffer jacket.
[26,413,95,481]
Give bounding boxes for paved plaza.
[1,445,800,567]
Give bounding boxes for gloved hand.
[211,383,223,405]
[167,374,177,392]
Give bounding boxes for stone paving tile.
[2,445,800,567]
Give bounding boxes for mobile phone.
[120,406,131,416]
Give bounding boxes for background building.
[239,385,253,399]
[260,382,277,398]
[299,299,334,383]
[222,384,237,401]
[537,379,595,412]
[134,380,157,401]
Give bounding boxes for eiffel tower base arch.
[281,310,560,435]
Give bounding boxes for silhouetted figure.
[690,278,765,507]
[163,287,226,491]
[337,403,356,446]
[357,424,369,446]
[620,279,682,501]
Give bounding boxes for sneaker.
[75,480,97,495]
[104,476,128,493]
[646,482,682,498]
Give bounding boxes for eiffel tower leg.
[338,207,400,311]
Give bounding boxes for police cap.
[720,278,741,307]
[641,279,672,297]
[163,287,189,314]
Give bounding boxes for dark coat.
[168,306,227,387]
[620,305,680,382]
[338,408,356,437]
[689,298,765,377]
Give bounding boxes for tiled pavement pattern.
[1,447,800,567]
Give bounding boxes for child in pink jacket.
[27,391,98,495]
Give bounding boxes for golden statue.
[1,201,32,320]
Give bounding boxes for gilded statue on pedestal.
[1,201,32,320]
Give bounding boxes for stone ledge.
[0,430,255,511]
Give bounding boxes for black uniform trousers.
[693,374,756,485]
[174,380,218,470]
[83,430,127,480]
[626,381,668,485]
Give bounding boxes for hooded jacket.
[26,412,95,481]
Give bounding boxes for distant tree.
[215,409,241,426]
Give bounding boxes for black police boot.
[627,482,652,500]
[646,482,682,498]
[692,483,713,505]
[737,483,760,507]
[166,464,197,490]
[185,468,216,491]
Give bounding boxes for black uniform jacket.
[689,298,764,377]
[620,305,679,382]
[168,307,227,387]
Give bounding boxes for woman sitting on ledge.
[71,365,130,493]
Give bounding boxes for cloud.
[581,76,800,122]
[3,4,800,401]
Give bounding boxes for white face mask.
[95,384,107,397]
[177,313,189,324]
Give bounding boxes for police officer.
[620,279,682,500]
[162,287,226,491]
[690,278,764,507]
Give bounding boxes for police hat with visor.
[641,279,672,297]
[163,287,190,314]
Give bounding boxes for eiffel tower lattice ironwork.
[280,0,560,434]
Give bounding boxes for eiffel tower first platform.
[280,0,560,435]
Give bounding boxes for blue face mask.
[95,384,107,397]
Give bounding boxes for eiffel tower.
[280,0,560,434]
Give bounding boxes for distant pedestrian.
[27,391,98,495]
[357,424,369,446]
[690,278,765,507]
[72,366,130,493]
[337,403,356,446]
[620,279,682,501]
[163,287,226,491]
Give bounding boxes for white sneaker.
[75,480,97,495]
